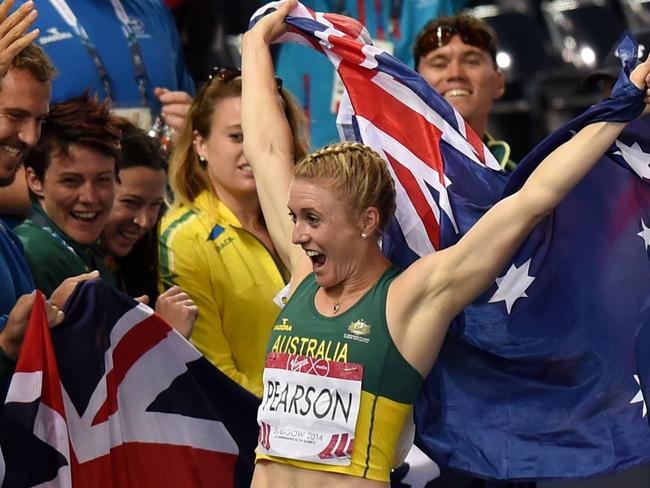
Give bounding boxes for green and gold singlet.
[256,266,423,482]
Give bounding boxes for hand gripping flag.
[0,291,70,487]
[251,2,650,479]
[251,1,508,263]
[0,281,260,488]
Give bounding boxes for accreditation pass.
[257,352,363,465]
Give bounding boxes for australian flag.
[637,294,650,427]
[0,281,260,487]
[415,40,650,480]
[253,2,650,480]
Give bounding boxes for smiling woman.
[14,93,121,296]
[100,119,198,339]
[159,67,306,396]
[101,119,167,300]
[240,2,650,486]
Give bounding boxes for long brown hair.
[112,119,168,303]
[168,74,307,209]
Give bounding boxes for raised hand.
[629,54,650,113]
[248,0,297,45]
[0,0,39,78]
[154,87,192,136]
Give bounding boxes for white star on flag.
[638,219,650,251]
[630,375,647,418]
[613,140,650,179]
[488,259,536,314]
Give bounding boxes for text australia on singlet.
[269,318,349,362]
[257,318,366,465]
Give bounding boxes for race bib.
[257,352,363,466]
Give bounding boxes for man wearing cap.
[414,14,516,171]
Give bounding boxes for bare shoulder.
[387,249,455,318]
[385,250,457,375]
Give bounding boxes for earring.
[361,232,368,240]
[198,155,206,162]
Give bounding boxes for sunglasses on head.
[207,67,283,90]
[415,24,495,62]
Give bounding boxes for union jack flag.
[0,282,260,487]
[253,3,650,480]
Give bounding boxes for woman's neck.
[325,246,391,297]
[212,187,281,262]
[316,246,391,316]
[213,188,263,231]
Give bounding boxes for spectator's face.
[26,144,116,245]
[194,96,256,203]
[0,68,50,186]
[418,35,504,136]
[102,166,166,257]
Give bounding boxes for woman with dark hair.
[16,93,121,296]
[102,119,197,338]
[159,66,306,396]
[240,2,650,486]
[103,119,167,301]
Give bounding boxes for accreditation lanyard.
[47,0,150,108]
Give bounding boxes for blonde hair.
[295,142,396,233]
[168,76,307,209]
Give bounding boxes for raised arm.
[390,57,650,374]
[0,0,40,76]
[241,0,310,289]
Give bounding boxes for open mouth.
[118,227,141,243]
[238,163,253,175]
[443,88,471,98]
[1,144,22,158]
[306,249,326,268]
[70,210,100,223]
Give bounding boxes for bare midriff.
[251,460,389,488]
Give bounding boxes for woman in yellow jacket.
[159,68,306,396]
